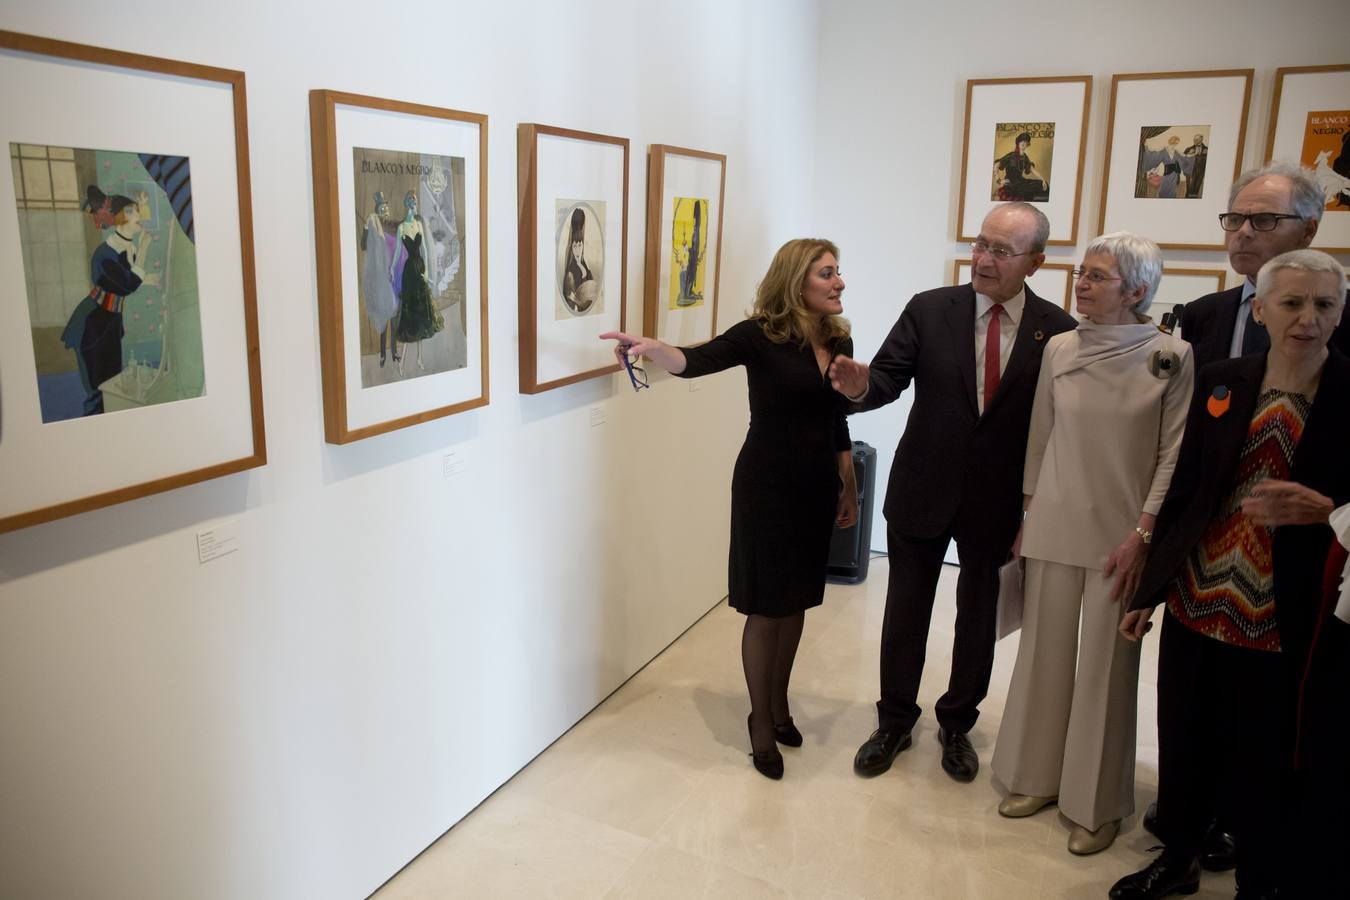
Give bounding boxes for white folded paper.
[996,557,1025,640]
[1330,503,1350,625]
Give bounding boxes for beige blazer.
[1020,320,1193,571]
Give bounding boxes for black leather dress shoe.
[1109,854,1201,899]
[773,717,803,748]
[937,728,978,782]
[852,728,912,776]
[1199,827,1235,872]
[1143,802,1159,837]
[1141,804,1234,873]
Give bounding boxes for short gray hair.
[1255,248,1348,299]
[1228,162,1325,223]
[998,201,1050,254]
[1085,231,1163,316]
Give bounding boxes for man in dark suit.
[1179,162,1350,369]
[828,202,1076,783]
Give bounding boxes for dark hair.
[83,185,136,227]
[1016,132,1031,145]
[570,206,586,242]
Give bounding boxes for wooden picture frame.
[643,145,726,345]
[0,30,265,533]
[517,123,628,393]
[1155,266,1229,319]
[951,259,1075,311]
[310,90,488,443]
[956,76,1092,246]
[1098,69,1254,249]
[1265,64,1350,253]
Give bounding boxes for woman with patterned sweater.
[1111,249,1350,900]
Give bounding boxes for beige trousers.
[991,558,1142,830]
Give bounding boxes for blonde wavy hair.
[751,238,851,346]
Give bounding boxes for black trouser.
[877,519,1001,735]
[1155,612,1294,893]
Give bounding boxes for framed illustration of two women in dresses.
[309,90,489,443]
[0,31,265,533]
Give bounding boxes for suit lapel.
[1206,286,1243,362]
[1206,354,1265,486]
[945,286,978,415]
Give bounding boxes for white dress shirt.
[974,288,1025,413]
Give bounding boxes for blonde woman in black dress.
[602,238,858,780]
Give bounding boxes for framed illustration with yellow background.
[0,31,264,533]
[643,145,725,345]
[1265,64,1350,253]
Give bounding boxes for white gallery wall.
[814,0,1350,553]
[0,2,820,898]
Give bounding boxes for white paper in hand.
[996,557,1025,640]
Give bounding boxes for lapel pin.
[1148,349,1180,379]
[1207,384,1230,418]
[1033,330,1045,342]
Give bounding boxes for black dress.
[395,232,443,342]
[677,319,852,617]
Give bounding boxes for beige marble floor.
[373,559,1238,899]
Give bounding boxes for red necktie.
[984,303,1004,411]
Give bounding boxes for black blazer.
[855,283,1076,551]
[1131,350,1350,666]
[1180,285,1350,371]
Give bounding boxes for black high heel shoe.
[773,717,803,747]
[747,715,784,780]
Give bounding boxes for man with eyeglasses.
[1179,161,1350,369]
[827,202,1076,786]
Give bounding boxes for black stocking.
[771,611,805,725]
[742,614,780,754]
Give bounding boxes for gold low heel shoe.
[998,793,1057,818]
[1068,819,1119,855]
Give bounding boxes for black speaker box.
[827,441,878,584]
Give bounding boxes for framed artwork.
[1098,69,1254,249]
[1155,267,1229,330]
[1265,64,1350,253]
[643,145,725,346]
[517,124,628,393]
[951,259,1075,311]
[310,90,487,443]
[0,31,264,533]
[956,76,1092,246]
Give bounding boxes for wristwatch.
[1134,526,1153,544]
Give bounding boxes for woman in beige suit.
[991,232,1193,855]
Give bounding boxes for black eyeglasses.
[1071,267,1124,284]
[1217,212,1303,232]
[619,346,649,392]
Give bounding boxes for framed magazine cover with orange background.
[1265,64,1350,253]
